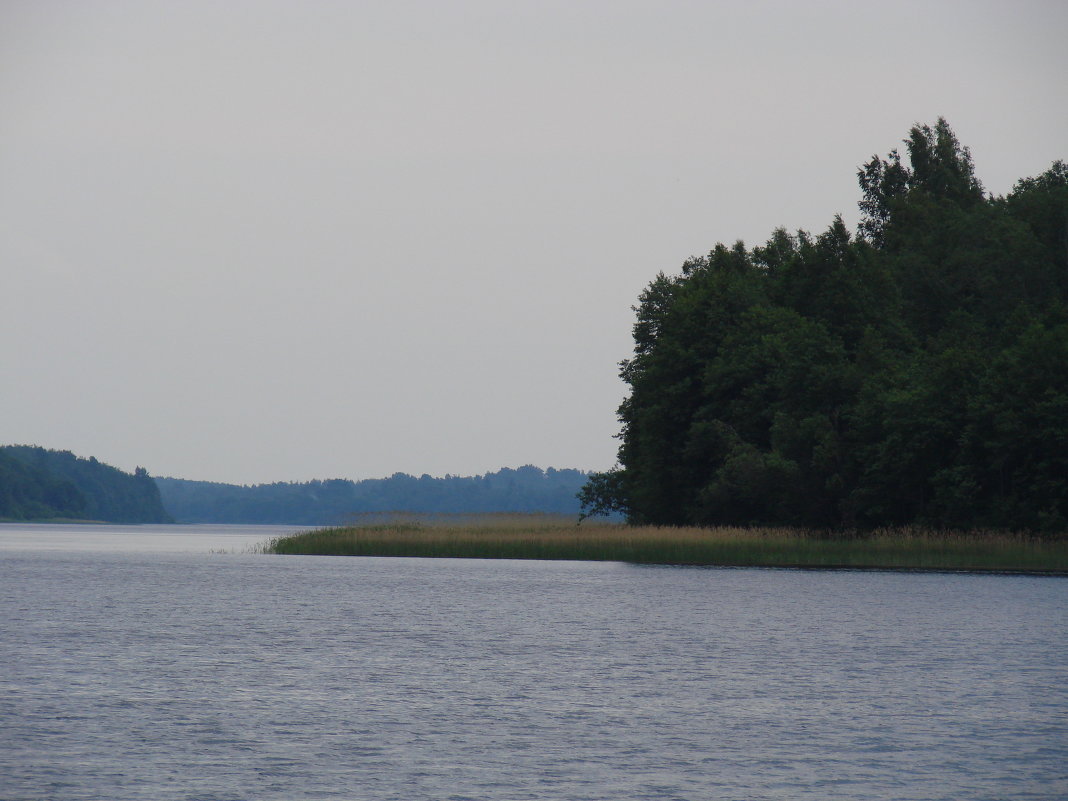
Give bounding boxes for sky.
[2,0,1065,485]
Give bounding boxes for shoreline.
[269,552,1068,576]
[262,516,1068,574]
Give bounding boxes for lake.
[1,523,1065,800]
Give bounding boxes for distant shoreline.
[262,515,1068,574]
[0,517,111,525]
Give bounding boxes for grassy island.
[262,514,1068,573]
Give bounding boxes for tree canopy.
[581,119,1068,532]
[157,466,593,524]
[0,446,171,523]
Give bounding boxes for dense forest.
[0,446,171,523]
[156,466,591,524]
[581,119,1067,533]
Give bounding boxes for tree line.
[0,445,171,523]
[581,119,1067,533]
[156,466,592,524]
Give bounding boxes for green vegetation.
[156,466,592,524]
[263,514,1068,572]
[0,445,171,523]
[581,119,1068,535]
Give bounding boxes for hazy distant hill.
[0,445,171,523]
[156,466,591,524]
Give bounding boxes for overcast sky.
[2,1,1065,485]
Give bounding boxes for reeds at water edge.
[262,514,1068,572]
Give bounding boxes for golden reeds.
[262,514,1068,572]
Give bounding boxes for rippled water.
[1,525,1066,800]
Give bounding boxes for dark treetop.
[581,119,1068,533]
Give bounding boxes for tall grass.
[262,513,1068,572]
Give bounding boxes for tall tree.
[582,120,1067,532]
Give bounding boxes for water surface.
[1,525,1065,800]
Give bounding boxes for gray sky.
[2,0,1065,485]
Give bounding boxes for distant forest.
[0,447,592,525]
[156,466,592,524]
[581,119,1068,532]
[0,445,171,523]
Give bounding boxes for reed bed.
[262,514,1068,572]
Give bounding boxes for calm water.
[1,525,1065,801]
